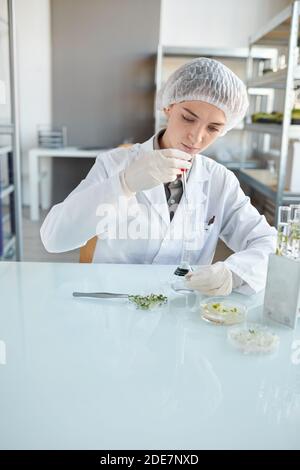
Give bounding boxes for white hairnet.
[156,57,249,135]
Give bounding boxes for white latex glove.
[123,149,192,193]
[185,262,233,296]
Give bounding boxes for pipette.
[174,170,191,275]
[172,169,194,292]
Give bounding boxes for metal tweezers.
[73,292,129,299]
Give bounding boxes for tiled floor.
[22,206,232,263]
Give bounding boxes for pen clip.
[208,215,215,226]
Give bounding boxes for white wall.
[15,0,51,206]
[160,0,292,47]
[51,0,161,204]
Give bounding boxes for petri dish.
[200,297,247,325]
[227,322,280,354]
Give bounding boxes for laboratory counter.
[0,262,299,450]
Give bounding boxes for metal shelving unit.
[247,65,300,88]
[0,0,22,260]
[244,1,300,223]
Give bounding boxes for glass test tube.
[178,170,193,271]
[171,171,194,293]
[276,206,291,256]
[290,204,300,221]
[289,208,300,259]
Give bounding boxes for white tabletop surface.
[0,261,299,450]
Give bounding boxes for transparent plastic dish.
[227,322,280,354]
[200,297,247,325]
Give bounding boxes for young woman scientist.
[41,58,276,296]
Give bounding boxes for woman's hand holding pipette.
[123,149,191,193]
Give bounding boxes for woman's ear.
[163,107,171,119]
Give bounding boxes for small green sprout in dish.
[212,303,221,309]
[209,302,239,315]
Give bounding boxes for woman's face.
[161,101,226,156]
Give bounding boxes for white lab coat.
[40,134,277,295]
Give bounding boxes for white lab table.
[28,147,105,221]
[0,262,299,450]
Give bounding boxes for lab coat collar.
[141,135,155,152]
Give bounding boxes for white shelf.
[244,123,281,135]
[217,160,261,170]
[239,169,277,200]
[0,124,14,135]
[239,169,300,203]
[160,46,252,59]
[160,46,277,60]
[244,123,300,139]
[249,4,294,46]
[248,67,300,88]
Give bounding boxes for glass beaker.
[289,208,300,259]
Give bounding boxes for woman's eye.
[182,115,195,123]
[208,127,219,133]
